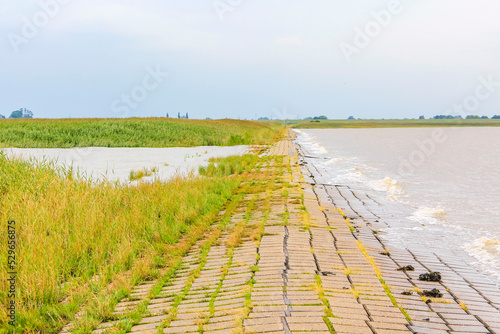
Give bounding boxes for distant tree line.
[345,115,500,120]
[432,114,499,119]
[304,115,327,120]
[0,108,33,119]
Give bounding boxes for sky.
[1,0,500,120]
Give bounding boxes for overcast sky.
[1,0,500,119]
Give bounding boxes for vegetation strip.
[291,118,500,129]
[0,118,282,148]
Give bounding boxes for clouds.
[1,0,500,119]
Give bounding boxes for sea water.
[295,127,500,280]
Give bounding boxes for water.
[295,127,500,280]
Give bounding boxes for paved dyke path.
[89,135,500,334]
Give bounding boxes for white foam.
[324,158,345,165]
[408,206,446,225]
[368,177,405,200]
[465,237,500,265]
[294,130,328,155]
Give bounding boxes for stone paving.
[88,133,500,334]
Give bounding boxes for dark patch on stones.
[421,288,443,298]
[397,265,415,271]
[419,272,441,282]
[402,291,413,295]
[321,271,335,276]
[380,251,390,256]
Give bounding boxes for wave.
[331,170,365,183]
[465,237,500,265]
[294,130,328,155]
[368,177,405,200]
[408,206,446,225]
[324,157,345,165]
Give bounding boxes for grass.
[290,118,500,129]
[0,118,283,148]
[0,151,260,333]
[129,167,156,181]
[199,155,259,177]
[355,240,411,322]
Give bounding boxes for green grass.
[0,152,260,333]
[199,155,259,177]
[0,118,283,148]
[290,118,500,129]
[129,167,156,181]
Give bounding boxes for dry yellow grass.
[0,152,258,333]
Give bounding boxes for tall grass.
[198,155,258,177]
[0,118,282,148]
[0,152,256,333]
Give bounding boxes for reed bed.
[0,118,281,148]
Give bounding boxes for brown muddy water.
[295,127,500,281]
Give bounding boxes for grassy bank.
[291,119,500,129]
[0,152,260,333]
[0,118,282,148]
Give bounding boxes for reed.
[0,118,282,148]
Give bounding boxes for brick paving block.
[331,323,374,334]
[373,329,412,334]
[370,316,409,324]
[369,321,410,331]
[285,316,325,323]
[130,322,162,332]
[410,321,449,331]
[244,322,284,332]
[447,324,490,333]
[203,320,236,331]
[287,321,330,331]
[407,326,448,334]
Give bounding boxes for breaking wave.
[465,237,500,266]
[408,206,446,225]
[368,177,405,200]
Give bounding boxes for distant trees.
[4,108,33,119]
[433,115,462,119]
[0,114,5,119]
[431,114,494,120]
[348,116,355,120]
[419,115,425,119]
[493,115,500,119]
[305,115,328,120]
[9,110,23,118]
[175,112,189,119]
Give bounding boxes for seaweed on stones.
[419,272,441,282]
[422,288,443,298]
[397,265,415,271]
